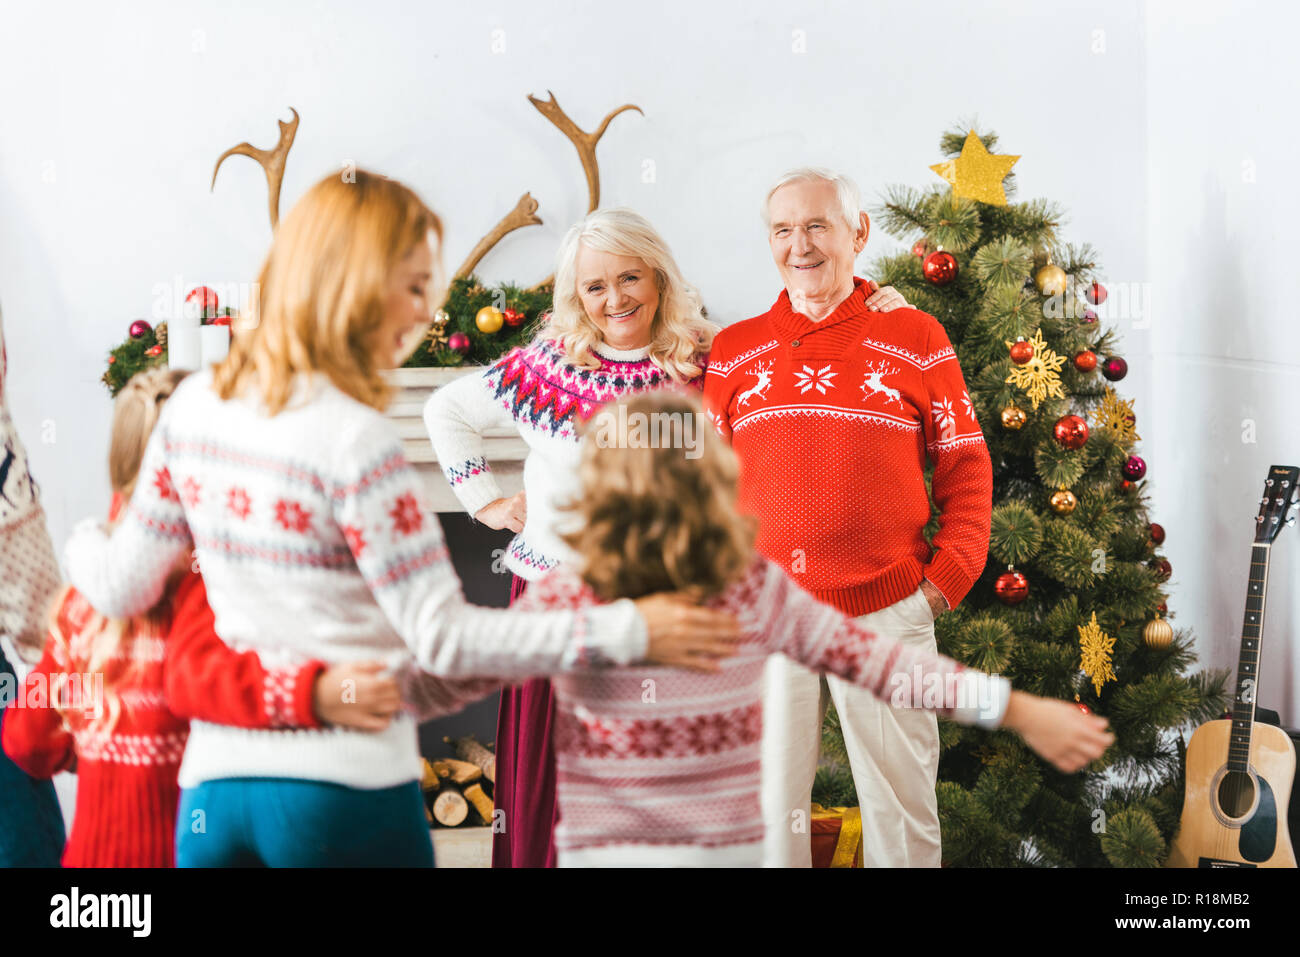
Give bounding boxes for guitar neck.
[1228,542,1271,773]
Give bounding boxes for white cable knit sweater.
[63,369,648,790]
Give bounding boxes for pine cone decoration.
[155,321,168,350]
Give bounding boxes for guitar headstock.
[1256,464,1300,543]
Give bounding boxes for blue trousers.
[0,649,66,866]
[176,777,434,868]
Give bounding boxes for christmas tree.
[813,125,1229,867]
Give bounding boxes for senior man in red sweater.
[703,167,993,867]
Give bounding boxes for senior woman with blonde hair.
[425,207,905,867]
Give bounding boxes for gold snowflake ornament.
[1078,612,1116,695]
[1090,387,1140,448]
[1004,328,1066,410]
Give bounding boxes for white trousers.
[759,586,942,868]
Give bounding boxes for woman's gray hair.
[762,167,862,230]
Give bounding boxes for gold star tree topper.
[1090,387,1141,448]
[931,131,1021,206]
[1078,612,1117,695]
[1004,328,1065,410]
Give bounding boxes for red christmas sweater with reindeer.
[703,277,993,617]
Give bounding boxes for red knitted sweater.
[703,277,993,617]
[1,572,324,867]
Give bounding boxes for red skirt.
[490,574,558,868]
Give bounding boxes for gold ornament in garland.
[1033,264,1067,297]
[1078,612,1116,695]
[1004,328,1065,410]
[1000,404,1027,430]
[1090,386,1141,448]
[1143,613,1173,651]
[930,130,1020,206]
[423,309,450,353]
[1049,488,1077,514]
[476,305,504,334]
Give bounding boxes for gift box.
[810,804,862,868]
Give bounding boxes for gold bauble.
[476,306,504,334]
[1001,405,1027,430]
[1034,264,1067,297]
[1050,489,1078,514]
[433,308,450,328]
[1143,615,1174,651]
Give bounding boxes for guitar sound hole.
[1217,770,1256,819]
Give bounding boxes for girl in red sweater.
[517,390,1114,865]
[1,368,403,867]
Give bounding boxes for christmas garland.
[101,276,553,396]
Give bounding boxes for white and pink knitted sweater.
[515,554,1010,867]
[63,369,648,791]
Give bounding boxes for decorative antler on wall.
[211,107,299,229]
[456,92,643,286]
[527,91,643,214]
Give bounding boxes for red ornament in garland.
[1075,698,1091,715]
[994,569,1029,605]
[1053,414,1089,450]
[1085,282,1108,305]
[1102,356,1128,381]
[1009,339,1034,364]
[1151,558,1172,581]
[911,239,931,258]
[145,344,163,357]
[186,285,220,317]
[1149,522,1166,545]
[1073,350,1098,372]
[1156,601,1168,616]
[447,331,472,356]
[107,355,116,364]
[1082,309,1098,323]
[503,308,525,328]
[129,319,152,339]
[1119,479,1135,494]
[922,250,958,285]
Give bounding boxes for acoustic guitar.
[1167,464,1299,868]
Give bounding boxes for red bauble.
[186,285,220,316]
[447,331,472,355]
[1119,479,1135,494]
[922,250,958,285]
[1156,601,1168,615]
[1076,701,1091,715]
[1149,522,1166,545]
[502,308,525,328]
[1082,308,1098,323]
[129,319,152,339]
[107,355,116,364]
[1009,339,1034,364]
[145,344,163,357]
[1152,558,1172,581]
[1073,350,1098,372]
[1053,414,1089,450]
[1085,282,1108,305]
[911,239,931,259]
[1102,356,1128,381]
[994,570,1029,605]
[1122,455,1147,480]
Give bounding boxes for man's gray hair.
[762,167,862,230]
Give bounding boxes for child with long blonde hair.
[507,390,1114,866]
[61,170,738,867]
[2,368,394,867]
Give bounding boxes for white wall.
[1145,0,1300,720]
[2,2,1289,718]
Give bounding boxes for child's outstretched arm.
[164,571,405,732]
[1,603,79,779]
[763,561,1112,772]
[64,417,192,620]
[331,423,738,679]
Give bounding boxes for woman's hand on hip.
[633,593,742,673]
[475,491,527,533]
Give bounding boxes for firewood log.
[432,790,469,827]
[420,759,441,792]
[463,782,494,823]
[432,758,482,787]
[446,735,497,784]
